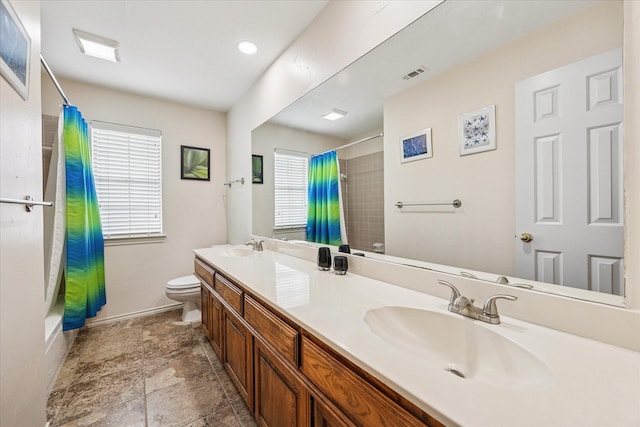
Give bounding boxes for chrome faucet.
[437,280,517,324]
[245,238,264,251]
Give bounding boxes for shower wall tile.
[344,151,384,252]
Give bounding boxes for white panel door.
[515,48,623,295]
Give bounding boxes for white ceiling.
[40,0,328,112]
[269,0,597,140]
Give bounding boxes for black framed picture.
[252,154,263,184]
[181,145,210,181]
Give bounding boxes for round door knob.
[520,232,533,242]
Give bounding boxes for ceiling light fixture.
[322,109,347,121]
[238,41,258,55]
[73,29,120,63]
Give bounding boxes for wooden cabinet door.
[302,337,430,427]
[314,404,339,427]
[312,396,356,427]
[200,285,210,340]
[209,290,222,359]
[254,338,310,427]
[223,306,254,410]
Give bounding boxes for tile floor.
[46,309,257,427]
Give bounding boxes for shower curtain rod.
[40,54,70,105]
[315,132,383,157]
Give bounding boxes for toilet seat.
[167,274,200,290]
[165,274,202,323]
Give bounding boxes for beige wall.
[0,1,47,425]
[227,1,442,245]
[384,1,622,276]
[42,78,227,322]
[252,122,345,240]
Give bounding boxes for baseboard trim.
[85,303,182,328]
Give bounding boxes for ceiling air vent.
[403,66,427,80]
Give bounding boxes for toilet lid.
[167,274,200,289]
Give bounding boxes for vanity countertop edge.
[194,245,640,427]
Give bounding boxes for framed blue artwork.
[458,105,496,156]
[0,0,31,101]
[400,128,432,163]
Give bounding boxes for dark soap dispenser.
[317,247,331,271]
[333,255,348,275]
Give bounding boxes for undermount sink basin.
[219,246,254,257]
[364,306,552,390]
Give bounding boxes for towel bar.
[395,199,462,209]
[0,196,54,212]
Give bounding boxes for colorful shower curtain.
[306,151,346,246]
[62,105,106,331]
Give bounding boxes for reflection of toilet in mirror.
[165,275,201,323]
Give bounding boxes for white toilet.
[165,274,201,323]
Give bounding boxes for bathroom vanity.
[193,243,640,427]
[195,252,436,426]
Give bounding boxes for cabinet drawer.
[215,274,243,314]
[301,337,427,427]
[245,295,298,366]
[194,258,214,287]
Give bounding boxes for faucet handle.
[495,275,509,285]
[437,280,461,305]
[482,294,517,319]
[256,240,264,251]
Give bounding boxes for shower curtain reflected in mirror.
[306,150,347,246]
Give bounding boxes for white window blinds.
[274,149,308,229]
[91,121,163,238]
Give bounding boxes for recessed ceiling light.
[72,29,120,63]
[322,109,347,121]
[238,41,257,55]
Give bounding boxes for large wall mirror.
[252,0,625,306]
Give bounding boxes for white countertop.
[194,245,640,427]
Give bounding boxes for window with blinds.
[274,149,308,229]
[91,121,163,239]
